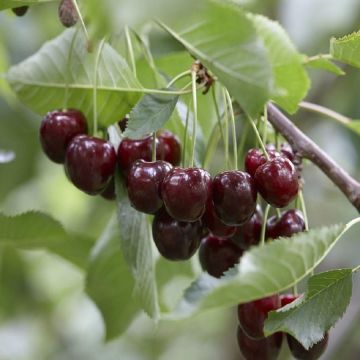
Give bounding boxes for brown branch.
[267,103,360,212]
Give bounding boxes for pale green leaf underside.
[159,1,273,116]
[115,175,159,320]
[125,93,179,139]
[264,269,352,349]
[304,55,345,76]
[330,31,360,68]
[249,14,310,114]
[0,0,55,11]
[164,224,347,320]
[0,211,93,269]
[7,28,142,126]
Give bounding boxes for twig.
[267,103,360,212]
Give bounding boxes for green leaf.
[264,269,353,349]
[115,174,159,319]
[159,1,273,116]
[304,55,345,76]
[164,222,354,319]
[330,31,360,68]
[248,15,310,113]
[0,211,93,269]
[346,120,360,136]
[7,28,142,127]
[124,93,179,139]
[0,0,55,11]
[0,39,15,104]
[86,216,140,340]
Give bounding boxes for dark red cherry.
[39,109,87,163]
[127,160,172,214]
[230,205,263,250]
[100,177,116,200]
[152,208,202,261]
[199,235,243,278]
[157,130,181,166]
[65,135,116,195]
[237,326,283,360]
[212,171,257,226]
[202,198,237,238]
[267,209,305,240]
[280,143,295,162]
[161,167,211,222]
[238,295,281,338]
[245,148,279,177]
[12,6,29,16]
[280,293,299,307]
[287,333,329,360]
[254,157,299,208]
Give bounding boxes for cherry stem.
[182,98,192,168]
[167,70,191,88]
[267,103,360,213]
[298,190,309,231]
[124,26,137,78]
[190,70,198,168]
[211,85,227,150]
[304,54,333,63]
[222,88,230,169]
[262,104,268,145]
[225,88,238,169]
[246,114,269,160]
[93,39,106,135]
[292,284,298,296]
[70,0,90,48]
[152,132,157,162]
[260,204,271,247]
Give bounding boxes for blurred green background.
[1,0,360,359]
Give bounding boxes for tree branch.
[267,103,360,212]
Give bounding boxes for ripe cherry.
[230,205,263,250]
[198,235,243,278]
[202,198,237,238]
[161,167,211,222]
[39,109,87,163]
[65,135,116,195]
[12,6,29,16]
[127,160,172,214]
[152,208,202,261]
[237,326,283,360]
[287,333,329,360]
[245,148,279,177]
[280,293,299,307]
[157,130,181,166]
[212,171,257,226]
[100,178,116,200]
[238,295,281,338]
[254,157,299,208]
[266,209,305,240]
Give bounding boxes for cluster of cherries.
[39,107,327,359]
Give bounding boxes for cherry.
[12,6,29,16]
[230,205,263,250]
[287,333,329,360]
[127,160,172,214]
[280,293,299,307]
[254,156,299,208]
[237,326,283,360]
[39,109,87,163]
[198,235,243,278]
[245,148,279,177]
[238,295,281,338]
[157,130,181,166]
[280,143,295,163]
[65,135,116,195]
[161,167,211,222]
[100,178,116,200]
[266,209,305,240]
[212,171,257,226]
[202,198,237,238]
[152,208,202,261]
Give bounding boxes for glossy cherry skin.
[198,235,243,278]
[65,135,116,195]
[202,198,237,238]
[161,167,211,222]
[157,130,181,166]
[127,160,172,214]
[100,177,116,200]
[238,295,281,338]
[287,332,329,360]
[237,327,283,360]
[266,209,305,240]
[254,156,299,208]
[12,6,29,16]
[245,148,279,177]
[39,109,87,163]
[152,208,202,261]
[230,205,263,250]
[212,171,257,226]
